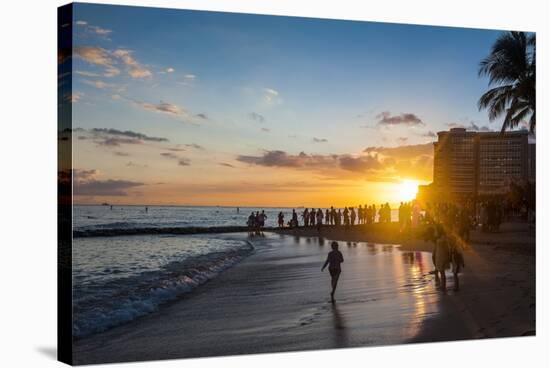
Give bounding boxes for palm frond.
[478,31,536,132]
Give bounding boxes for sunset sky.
[64,3,507,207]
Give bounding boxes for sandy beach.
[73,223,535,365]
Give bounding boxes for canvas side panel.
[58,3,73,365]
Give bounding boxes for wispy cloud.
[249,112,265,123]
[92,128,168,142]
[177,74,197,86]
[160,67,175,73]
[130,99,204,124]
[74,46,114,67]
[312,137,328,143]
[420,130,437,138]
[185,143,205,150]
[134,100,187,119]
[237,150,336,169]
[112,49,152,78]
[160,152,191,167]
[73,169,144,196]
[126,161,148,168]
[219,162,236,168]
[237,143,435,182]
[263,88,281,104]
[64,92,83,103]
[447,121,492,132]
[74,46,152,79]
[82,79,114,89]
[376,111,424,126]
[77,128,169,147]
[75,70,101,77]
[75,20,113,39]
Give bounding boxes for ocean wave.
[73,225,259,238]
[73,240,254,338]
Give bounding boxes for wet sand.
[275,222,536,342]
[74,233,440,365]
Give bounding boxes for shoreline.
[74,222,428,240]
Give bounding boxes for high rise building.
[418,127,535,203]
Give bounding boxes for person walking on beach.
[434,230,451,291]
[322,241,344,303]
[325,209,330,225]
[450,235,465,291]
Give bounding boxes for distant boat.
[101,203,110,206]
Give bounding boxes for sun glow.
[396,179,419,202]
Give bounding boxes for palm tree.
[478,31,536,133]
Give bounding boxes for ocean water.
[74,205,398,231]
[73,233,254,337]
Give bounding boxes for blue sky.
[67,3,510,206]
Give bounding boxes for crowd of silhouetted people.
[246,195,534,238]
[247,202,425,232]
[246,210,268,232]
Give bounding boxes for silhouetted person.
[145,206,148,213]
[278,211,284,228]
[450,236,465,291]
[343,207,350,227]
[434,231,451,291]
[259,210,267,228]
[322,241,344,303]
[316,208,324,231]
[291,209,298,228]
[247,212,255,231]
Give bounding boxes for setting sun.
[397,180,419,202]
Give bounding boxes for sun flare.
[397,179,419,202]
